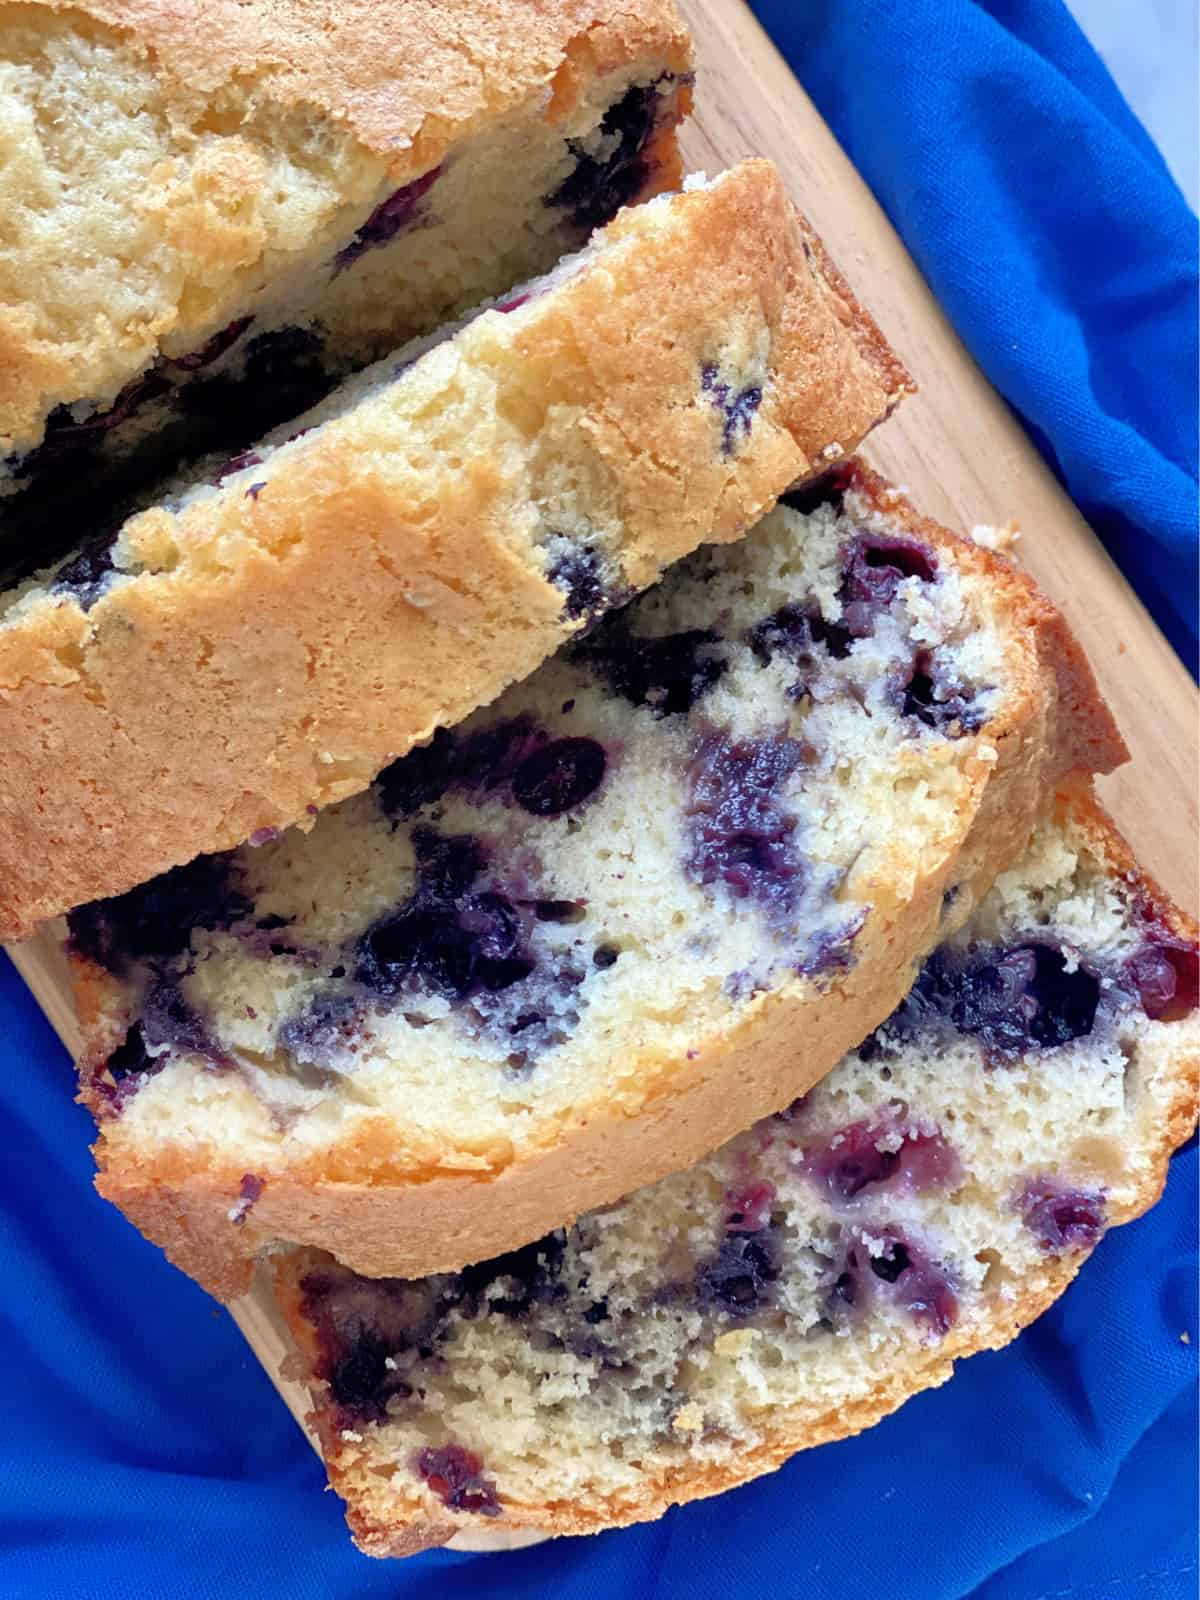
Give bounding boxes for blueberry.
[952,943,1099,1054]
[901,650,985,735]
[357,902,477,1000]
[802,1116,960,1202]
[826,1230,957,1335]
[1020,1180,1106,1251]
[138,977,217,1058]
[354,829,536,1003]
[1124,935,1199,1021]
[414,1444,501,1516]
[103,1024,153,1082]
[836,533,938,641]
[453,720,546,794]
[747,602,855,669]
[299,1269,445,1426]
[576,623,727,716]
[695,1225,782,1317]
[883,940,1101,1059]
[546,545,626,628]
[460,1231,567,1317]
[67,854,249,973]
[511,737,606,816]
[779,465,853,517]
[51,527,122,611]
[547,82,663,231]
[374,728,459,818]
[700,364,762,455]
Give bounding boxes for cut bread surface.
[0,159,911,936]
[69,464,1123,1295]
[1,0,692,557]
[270,789,1198,1557]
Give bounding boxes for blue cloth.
[2,4,1196,1597]
[751,0,1199,667]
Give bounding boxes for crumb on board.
[969,520,1021,553]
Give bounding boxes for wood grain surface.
[6,0,1196,1552]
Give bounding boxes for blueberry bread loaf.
[272,788,1199,1557]
[0,160,912,937]
[1,0,692,555]
[69,463,1123,1296]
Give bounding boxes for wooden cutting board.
[6,0,1196,1553]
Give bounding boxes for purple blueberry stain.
[547,81,667,231]
[414,1445,501,1517]
[796,911,867,979]
[352,829,586,1064]
[459,1231,567,1317]
[695,1222,783,1318]
[333,168,442,273]
[90,1023,159,1112]
[836,532,938,642]
[1019,1179,1106,1251]
[137,975,220,1059]
[299,1232,570,1429]
[279,993,363,1071]
[684,729,809,926]
[576,621,728,716]
[215,448,263,485]
[724,1180,776,1233]
[22,369,175,471]
[67,853,250,974]
[700,362,762,455]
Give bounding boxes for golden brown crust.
[77,465,1122,1300]
[0,161,912,938]
[266,788,1198,1556]
[1,0,693,446]
[43,0,691,160]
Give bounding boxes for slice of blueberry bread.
[270,788,1198,1557]
[67,462,1124,1296]
[0,0,692,560]
[0,160,913,937]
